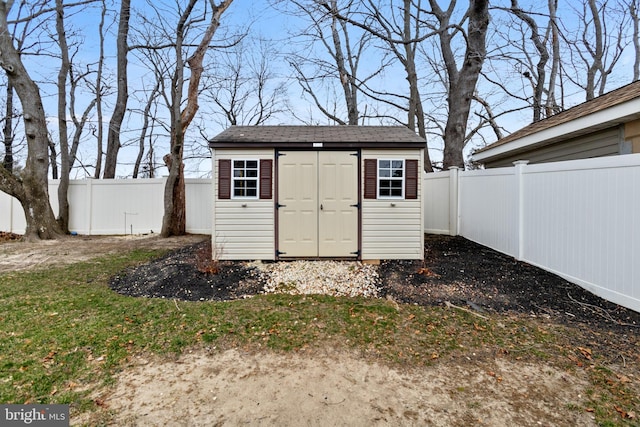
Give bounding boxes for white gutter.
[472,97,640,162]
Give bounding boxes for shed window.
[233,160,259,198]
[219,159,272,200]
[364,158,418,200]
[378,159,404,198]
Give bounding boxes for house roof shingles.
[475,80,640,155]
[209,125,426,149]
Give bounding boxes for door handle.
[320,204,323,210]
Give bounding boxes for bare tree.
[0,1,62,240]
[102,0,130,178]
[53,0,99,232]
[159,0,234,237]
[562,0,628,100]
[429,0,490,169]
[93,0,106,178]
[133,80,160,178]
[491,0,563,122]
[203,39,287,128]
[316,0,436,170]
[55,0,72,233]
[281,0,377,126]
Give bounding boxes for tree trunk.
[56,0,71,234]
[2,81,14,172]
[434,0,490,169]
[103,0,130,178]
[510,0,549,123]
[0,2,62,241]
[585,0,603,101]
[94,0,106,178]
[329,2,358,125]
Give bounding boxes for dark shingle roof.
[209,125,426,149]
[475,80,640,155]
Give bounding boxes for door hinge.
[276,203,287,209]
[350,250,361,256]
[276,250,287,256]
[350,152,360,158]
[350,203,360,209]
[277,152,286,157]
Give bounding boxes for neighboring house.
[209,125,425,261]
[472,81,640,168]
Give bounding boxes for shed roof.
[473,81,640,162]
[209,125,426,149]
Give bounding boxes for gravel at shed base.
[252,260,380,298]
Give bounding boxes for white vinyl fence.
[424,154,640,313]
[0,178,212,235]
[2,155,639,312]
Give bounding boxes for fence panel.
[458,168,519,258]
[521,156,640,312]
[423,171,452,234]
[185,178,213,234]
[1,178,211,235]
[0,190,22,233]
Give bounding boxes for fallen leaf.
[567,354,584,367]
[577,347,592,360]
[627,411,636,419]
[585,407,595,413]
[616,374,632,384]
[614,406,627,418]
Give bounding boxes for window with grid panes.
[232,160,258,198]
[378,159,404,198]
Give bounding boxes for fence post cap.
[512,160,530,166]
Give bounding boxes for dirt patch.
[0,234,205,273]
[106,348,595,427]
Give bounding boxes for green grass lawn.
[0,249,637,426]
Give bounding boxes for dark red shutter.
[364,158,377,199]
[259,159,272,199]
[405,159,418,199]
[218,159,231,199]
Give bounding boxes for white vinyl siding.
[212,149,275,260]
[361,149,424,260]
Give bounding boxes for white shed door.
[278,151,358,257]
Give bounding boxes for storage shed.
[209,126,425,261]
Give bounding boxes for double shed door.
[278,151,359,258]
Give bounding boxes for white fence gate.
[0,178,212,235]
[424,154,640,313]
